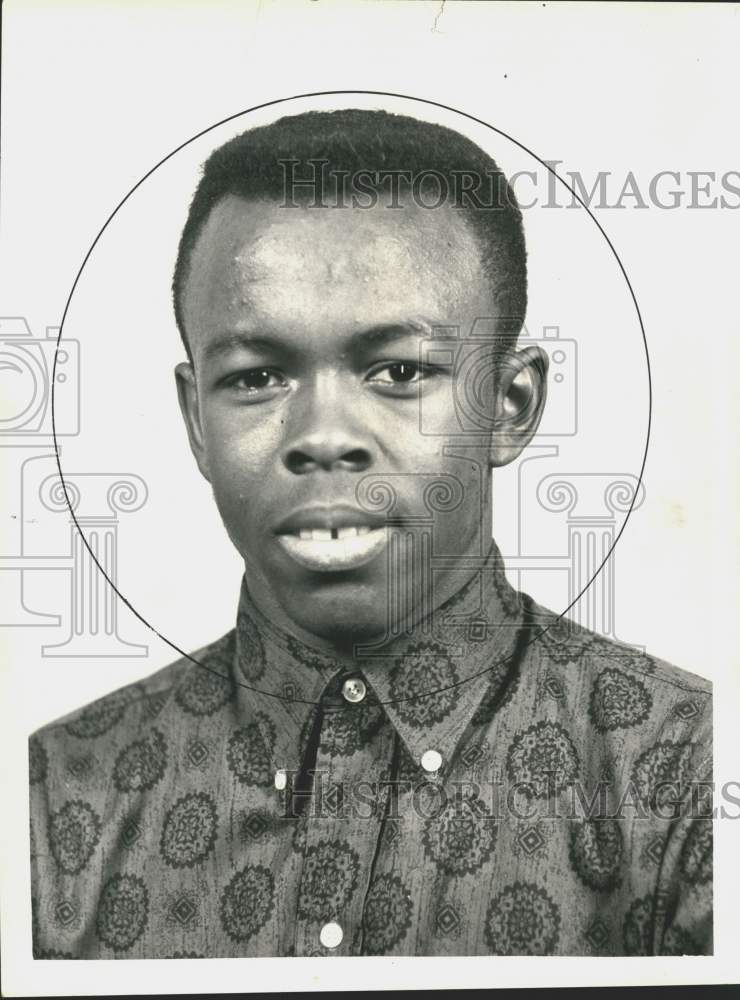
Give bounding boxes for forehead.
[181,194,493,355]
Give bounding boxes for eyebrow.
[202,332,277,363]
[201,321,434,363]
[352,321,433,348]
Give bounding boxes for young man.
[28,109,712,958]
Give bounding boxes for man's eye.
[227,368,285,393]
[368,362,424,386]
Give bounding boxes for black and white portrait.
[2,2,736,993]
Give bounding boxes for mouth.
[274,504,389,573]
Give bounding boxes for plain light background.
[1,0,738,994]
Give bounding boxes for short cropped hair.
[172,108,527,355]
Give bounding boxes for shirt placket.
[292,674,396,957]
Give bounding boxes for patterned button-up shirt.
[28,542,713,958]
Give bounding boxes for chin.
[280,583,391,646]
[300,615,383,645]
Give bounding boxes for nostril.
[341,449,371,471]
[283,446,371,474]
[285,449,316,475]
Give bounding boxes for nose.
[281,380,373,475]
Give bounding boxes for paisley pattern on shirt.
[388,641,460,726]
[113,729,168,793]
[361,874,413,954]
[322,700,385,757]
[422,793,498,875]
[505,720,580,798]
[662,925,701,955]
[159,792,219,868]
[622,894,653,955]
[631,739,694,810]
[28,541,713,958]
[29,736,49,785]
[48,800,102,875]
[96,874,149,953]
[568,818,623,891]
[219,864,275,942]
[527,615,596,665]
[484,881,560,955]
[174,656,235,717]
[680,819,713,885]
[235,606,267,683]
[296,840,361,921]
[226,715,275,787]
[65,685,142,739]
[589,668,652,732]
[470,658,520,725]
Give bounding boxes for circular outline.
[51,89,651,711]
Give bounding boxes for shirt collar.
[232,538,524,777]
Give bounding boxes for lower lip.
[276,527,388,573]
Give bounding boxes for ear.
[175,361,211,483]
[489,345,549,467]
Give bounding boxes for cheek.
[200,412,284,521]
[393,427,490,479]
[202,402,284,469]
[390,436,490,531]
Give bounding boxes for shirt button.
[319,921,343,949]
[421,749,442,773]
[341,677,367,704]
[274,769,287,791]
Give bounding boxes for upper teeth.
[297,526,372,541]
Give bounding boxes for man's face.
[177,194,543,647]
